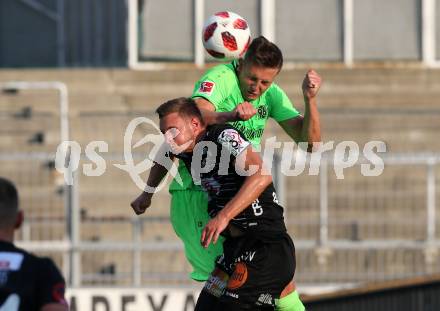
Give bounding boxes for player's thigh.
[222,235,296,307]
[195,290,220,311]
[169,190,209,237]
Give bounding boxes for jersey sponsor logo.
[257,105,268,119]
[218,129,250,157]
[230,122,264,142]
[198,81,215,95]
[235,251,256,263]
[0,253,24,271]
[257,293,273,306]
[227,262,248,290]
[225,291,239,299]
[203,268,229,298]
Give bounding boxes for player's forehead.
[159,112,185,131]
[243,62,279,80]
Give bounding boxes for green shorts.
[170,189,224,281]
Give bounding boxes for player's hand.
[130,192,152,215]
[302,69,322,99]
[201,213,229,248]
[233,102,257,121]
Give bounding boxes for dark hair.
[0,177,19,227]
[244,36,283,70]
[156,97,205,125]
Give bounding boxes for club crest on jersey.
[198,81,215,95]
[257,105,268,119]
[218,129,250,156]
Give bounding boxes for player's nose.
[256,83,263,94]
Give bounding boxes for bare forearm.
[219,173,272,220]
[279,101,321,149]
[132,161,168,214]
[200,109,237,125]
[145,162,168,192]
[300,69,322,147]
[195,97,256,125]
[301,96,321,147]
[144,142,177,193]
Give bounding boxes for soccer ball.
[202,11,251,60]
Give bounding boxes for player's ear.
[191,117,200,130]
[14,210,23,230]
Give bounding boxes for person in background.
[0,177,68,311]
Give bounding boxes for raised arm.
[194,97,257,125]
[279,69,322,151]
[200,146,271,247]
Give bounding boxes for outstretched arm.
[194,97,257,125]
[279,69,322,151]
[200,146,272,247]
[130,145,175,215]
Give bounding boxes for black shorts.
[202,232,296,309]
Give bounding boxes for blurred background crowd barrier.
[1,0,440,305]
[1,67,439,289]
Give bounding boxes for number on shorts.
[272,192,279,204]
[251,199,263,216]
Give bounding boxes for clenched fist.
[302,69,322,99]
[233,101,257,121]
[130,192,152,215]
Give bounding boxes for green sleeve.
[191,65,235,111]
[268,84,301,122]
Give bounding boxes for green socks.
[275,290,305,311]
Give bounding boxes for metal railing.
[0,152,438,286]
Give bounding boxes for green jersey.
[169,60,300,192]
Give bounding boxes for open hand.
[201,213,229,248]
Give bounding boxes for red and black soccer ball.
[202,11,251,60]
